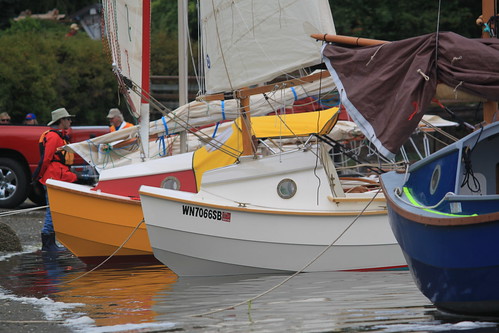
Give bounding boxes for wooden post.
[239,94,255,156]
[482,0,498,123]
[310,33,388,46]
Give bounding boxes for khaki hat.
[47,108,75,126]
[106,108,122,119]
[70,23,79,30]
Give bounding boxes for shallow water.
[1,249,499,333]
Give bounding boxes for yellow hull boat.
[46,180,154,264]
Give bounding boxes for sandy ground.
[0,201,72,333]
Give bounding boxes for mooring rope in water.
[189,188,382,317]
[0,205,48,217]
[0,319,65,324]
[40,219,145,287]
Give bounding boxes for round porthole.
[277,178,297,199]
[161,176,180,190]
[429,164,441,195]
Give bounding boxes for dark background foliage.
[0,0,489,125]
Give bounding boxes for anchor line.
[189,188,382,317]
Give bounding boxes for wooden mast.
[199,71,331,157]
[482,0,498,124]
[314,7,499,123]
[310,33,389,46]
[238,93,254,156]
[178,0,188,152]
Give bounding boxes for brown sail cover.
[322,32,499,159]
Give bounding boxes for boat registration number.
[182,205,231,222]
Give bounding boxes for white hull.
[140,148,405,276]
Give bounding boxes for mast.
[238,93,254,156]
[178,0,188,153]
[199,71,331,156]
[139,0,151,160]
[482,0,498,124]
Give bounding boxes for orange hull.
[46,181,153,261]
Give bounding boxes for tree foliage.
[0,0,491,125]
[0,18,118,125]
[330,0,483,40]
[151,0,198,39]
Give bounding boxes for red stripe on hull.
[93,169,197,197]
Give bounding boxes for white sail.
[102,0,149,118]
[200,0,336,94]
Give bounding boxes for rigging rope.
[38,219,146,287]
[0,205,47,217]
[435,0,441,80]
[460,125,484,193]
[189,188,383,318]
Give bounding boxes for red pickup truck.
[0,125,108,208]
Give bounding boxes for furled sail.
[322,32,499,159]
[200,0,335,94]
[66,73,337,170]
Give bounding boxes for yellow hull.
[47,181,153,261]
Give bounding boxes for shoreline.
[0,202,73,333]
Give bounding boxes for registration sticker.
[182,205,231,222]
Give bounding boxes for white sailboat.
[45,0,337,263]
[139,0,406,276]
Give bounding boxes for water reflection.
[1,250,499,332]
[0,249,177,327]
[56,263,177,326]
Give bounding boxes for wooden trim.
[236,71,330,98]
[239,94,254,156]
[140,190,386,216]
[310,33,389,46]
[197,71,331,101]
[381,181,499,226]
[47,183,141,205]
[328,196,386,203]
[340,176,379,185]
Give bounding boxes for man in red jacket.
[36,108,77,251]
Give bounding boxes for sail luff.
[102,0,145,118]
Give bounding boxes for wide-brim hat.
[106,108,122,119]
[70,23,79,30]
[47,108,75,126]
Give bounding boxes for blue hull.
[381,122,499,316]
[388,206,499,315]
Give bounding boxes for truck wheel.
[0,157,29,209]
[28,181,46,206]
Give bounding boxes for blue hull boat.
[381,121,499,316]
